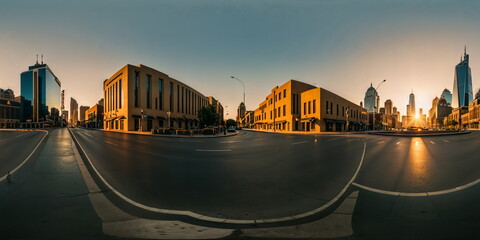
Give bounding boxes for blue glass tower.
[20,59,61,124]
[452,47,473,108]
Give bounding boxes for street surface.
[0,130,46,178]
[70,128,365,220]
[1,128,480,239]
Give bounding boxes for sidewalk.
[0,128,106,239]
[244,128,368,135]
[91,128,239,138]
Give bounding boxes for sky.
[1,0,480,119]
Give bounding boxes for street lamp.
[230,76,246,108]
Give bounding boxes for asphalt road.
[354,132,480,193]
[70,128,365,220]
[0,130,46,177]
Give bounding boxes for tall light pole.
[230,76,246,108]
[372,79,387,131]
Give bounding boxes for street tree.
[226,119,236,127]
[198,105,218,128]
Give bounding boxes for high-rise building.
[79,105,90,123]
[20,59,61,124]
[453,47,473,108]
[0,88,21,128]
[236,102,246,123]
[441,89,452,106]
[408,92,416,117]
[384,99,393,115]
[364,83,379,113]
[70,97,78,125]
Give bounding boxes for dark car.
[227,126,236,132]
[235,126,242,130]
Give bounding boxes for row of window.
[325,101,360,119]
[268,89,288,105]
[132,71,208,115]
[303,100,317,115]
[105,79,122,113]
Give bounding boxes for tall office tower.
[364,83,379,113]
[79,105,90,122]
[70,97,78,125]
[236,102,246,123]
[392,106,397,115]
[406,104,410,116]
[408,92,416,117]
[452,47,473,108]
[441,89,452,106]
[384,99,393,115]
[20,57,61,123]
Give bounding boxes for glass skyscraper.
[452,48,473,108]
[364,83,378,113]
[20,61,61,124]
[441,88,452,106]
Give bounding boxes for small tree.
[226,119,236,128]
[198,105,218,128]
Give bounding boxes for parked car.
[227,126,236,132]
[235,126,242,130]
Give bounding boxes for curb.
[243,129,366,136]
[367,131,471,137]
[86,128,239,138]
[68,128,367,228]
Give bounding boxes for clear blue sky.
[1,0,480,118]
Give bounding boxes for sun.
[415,114,420,120]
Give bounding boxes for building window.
[146,74,151,109]
[283,89,286,98]
[278,93,281,100]
[283,105,286,116]
[158,79,163,110]
[337,104,339,116]
[326,101,329,114]
[331,102,333,115]
[177,85,180,113]
[134,71,139,107]
[304,102,307,115]
[119,79,122,109]
[169,82,173,111]
[270,111,272,119]
[308,101,311,114]
[313,100,316,114]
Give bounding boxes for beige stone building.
[103,64,217,132]
[253,80,367,132]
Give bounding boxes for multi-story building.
[236,102,246,125]
[452,48,473,108]
[444,106,468,129]
[79,105,90,124]
[428,96,451,129]
[0,88,21,128]
[70,97,78,126]
[85,104,104,128]
[242,110,254,128]
[384,99,393,115]
[441,89,452,106]
[103,64,216,132]
[253,80,367,132]
[61,110,68,126]
[20,60,61,126]
[364,83,379,113]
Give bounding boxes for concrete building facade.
[0,88,21,128]
[103,64,216,132]
[253,80,367,132]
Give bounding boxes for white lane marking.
[430,141,435,144]
[326,137,343,142]
[219,140,243,143]
[396,142,401,145]
[443,139,450,143]
[291,141,308,145]
[105,141,119,147]
[1,130,48,182]
[14,132,29,138]
[70,127,368,225]
[137,141,148,144]
[377,141,385,144]
[84,133,93,137]
[353,175,480,197]
[347,139,355,142]
[195,149,231,152]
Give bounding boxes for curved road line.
[70,128,367,225]
[352,177,480,197]
[0,130,49,182]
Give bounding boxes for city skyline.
[2,0,480,119]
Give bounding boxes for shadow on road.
[352,183,480,240]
